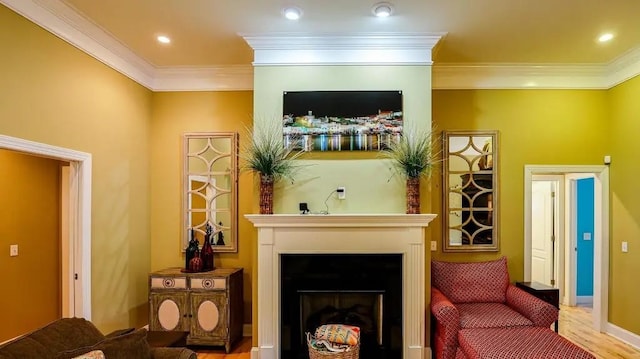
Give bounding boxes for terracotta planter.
[406,177,420,214]
[259,174,274,214]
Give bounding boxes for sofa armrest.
[431,287,460,347]
[104,327,135,339]
[506,284,558,327]
[151,347,197,359]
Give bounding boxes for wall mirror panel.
[183,132,238,252]
[443,130,499,252]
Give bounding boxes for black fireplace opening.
[280,254,403,359]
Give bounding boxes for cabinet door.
[190,291,228,340]
[150,291,189,331]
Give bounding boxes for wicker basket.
[309,343,360,359]
[307,340,360,359]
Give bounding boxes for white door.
[531,180,556,286]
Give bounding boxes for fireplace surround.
[245,214,436,359]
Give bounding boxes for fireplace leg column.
[257,227,277,359]
[406,230,426,359]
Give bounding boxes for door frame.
[0,134,92,319]
[524,165,609,332]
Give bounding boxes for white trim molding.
[606,322,640,350]
[432,64,608,89]
[576,296,593,305]
[152,66,254,92]
[245,213,436,359]
[0,134,92,320]
[0,0,155,87]
[241,33,446,66]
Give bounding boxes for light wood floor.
[195,305,640,358]
[559,305,640,359]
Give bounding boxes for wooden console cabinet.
[149,267,243,352]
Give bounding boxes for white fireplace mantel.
[245,213,437,359]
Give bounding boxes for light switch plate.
[430,241,437,251]
[10,244,18,257]
[583,232,591,241]
[622,241,628,253]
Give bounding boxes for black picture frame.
[283,90,403,151]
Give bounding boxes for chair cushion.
[458,327,595,359]
[457,303,533,329]
[432,257,509,303]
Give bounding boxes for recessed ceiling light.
[157,35,171,44]
[283,6,303,20]
[598,33,614,43]
[372,2,394,17]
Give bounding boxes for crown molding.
[605,46,640,88]
[1,0,156,88]
[241,33,446,65]
[432,64,609,89]
[152,66,254,92]
[2,0,639,90]
[0,0,251,91]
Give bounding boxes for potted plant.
[241,121,305,214]
[382,127,439,214]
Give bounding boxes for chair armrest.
[431,287,460,347]
[506,284,558,327]
[151,347,197,359]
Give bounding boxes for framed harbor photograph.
[283,90,403,151]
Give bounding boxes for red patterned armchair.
[430,257,558,359]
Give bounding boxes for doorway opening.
[524,165,609,332]
[0,134,92,319]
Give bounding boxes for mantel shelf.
[244,213,437,228]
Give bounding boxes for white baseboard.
[606,322,640,350]
[243,324,252,337]
[576,296,593,305]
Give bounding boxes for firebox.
[280,254,403,359]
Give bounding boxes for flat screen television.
[283,90,403,151]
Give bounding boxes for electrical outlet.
[337,187,346,200]
[430,241,437,251]
[10,244,18,257]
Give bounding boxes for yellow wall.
[0,150,62,341]
[0,4,152,334]
[149,91,254,323]
[253,65,434,214]
[431,89,609,280]
[607,75,640,334]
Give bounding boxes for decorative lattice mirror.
[183,132,238,252]
[442,130,499,252]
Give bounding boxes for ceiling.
[4,0,640,90]
[57,0,639,67]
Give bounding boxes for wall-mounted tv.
[283,90,403,151]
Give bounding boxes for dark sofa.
[0,318,196,359]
